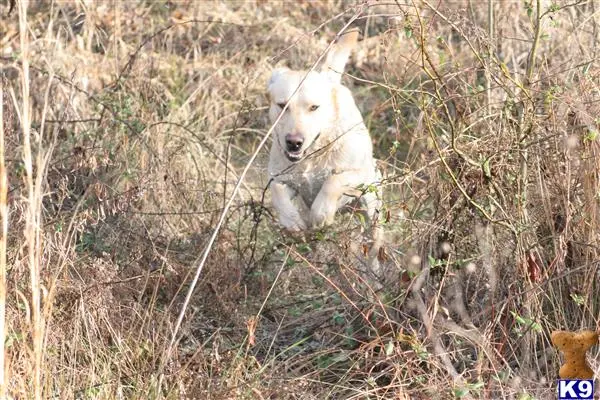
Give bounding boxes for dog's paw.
[279,215,307,232]
[310,199,336,228]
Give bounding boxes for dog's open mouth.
[285,150,304,162]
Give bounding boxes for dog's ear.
[267,67,290,94]
[321,28,359,83]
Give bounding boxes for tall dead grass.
[0,0,599,399]
[0,42,7,400]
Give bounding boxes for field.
[1,0,600,399]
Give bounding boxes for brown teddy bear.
[551,330,598,379]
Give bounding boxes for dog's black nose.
[285,135,304,152]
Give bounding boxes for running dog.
[266,29,382,237]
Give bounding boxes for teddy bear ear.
[578,330,599,345]
[551,331,573,349]
[551,331,566,343]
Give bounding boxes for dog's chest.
[286,168,332,207]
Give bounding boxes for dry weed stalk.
[17,0,44,397]
[0,63,7,400]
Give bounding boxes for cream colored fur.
[266,29,382,236]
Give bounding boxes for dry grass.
[1,0,600,399]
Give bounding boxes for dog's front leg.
[271,181,307,231]
[310,172,362,228]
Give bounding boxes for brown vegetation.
[1,0,599,399]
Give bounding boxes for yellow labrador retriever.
[267,29,382,243]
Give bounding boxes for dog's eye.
[277,103,287,110]
[309,105,320,112]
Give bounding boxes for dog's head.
[267,29,359,163]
